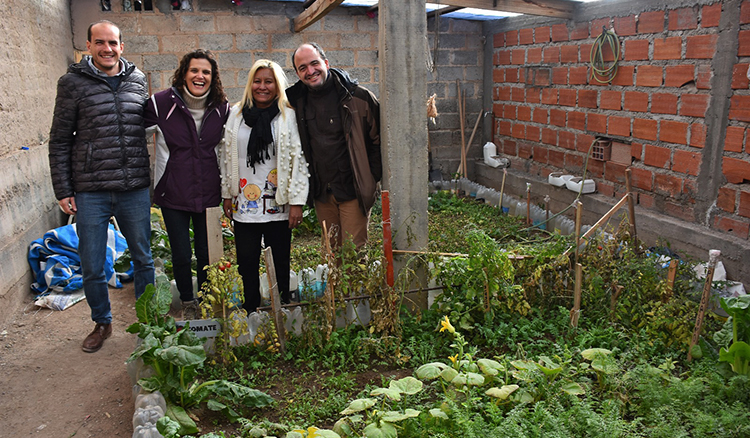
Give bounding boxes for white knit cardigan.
[220,104,310,206]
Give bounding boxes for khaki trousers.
[315,194,369,250]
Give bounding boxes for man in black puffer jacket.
[48,20,154,353]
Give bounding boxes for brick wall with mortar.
[0,0,73,323]
[489,0,750,243]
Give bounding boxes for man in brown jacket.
[287,43,381,250]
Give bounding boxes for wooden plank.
[263,247,287,355]
[206,206,224,265]
[294,0,345,32]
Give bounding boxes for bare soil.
[0,284,137,437]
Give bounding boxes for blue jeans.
[160,207,209,302]
[76,188,154,324]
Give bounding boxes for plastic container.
[566,177,596,194]
[548,172,573,187]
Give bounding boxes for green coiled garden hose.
[589,26,621,84]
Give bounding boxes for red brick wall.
[492,1,750,240]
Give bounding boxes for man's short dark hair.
[87,20,122,42]
[292,42,327,71]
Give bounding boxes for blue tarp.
[28,223,133,296]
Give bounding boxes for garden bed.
[138,192,750,438]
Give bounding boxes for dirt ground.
[0,284,138,437]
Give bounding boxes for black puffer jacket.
[48,57,150,200]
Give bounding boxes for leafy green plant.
[127,283,273,435]
[716,295,750,375]
[333,376,423,438]
[432,230,528,332]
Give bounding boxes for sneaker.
[182,300,200,320]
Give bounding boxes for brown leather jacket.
[287,68,381,215]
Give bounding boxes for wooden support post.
[382,190,394,287]
[206,206,224,265]
[263,247,286,355]
[663,259,679,302]
[688,250,720,361]
[625,168,638,248]
[571,263,582,327]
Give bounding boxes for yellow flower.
[449,354,458,365]
[439,316,455,334]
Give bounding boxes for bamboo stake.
[392,249,527,260]
[461,92,467,177]
[688,250,721,361]
[263,247,286,355]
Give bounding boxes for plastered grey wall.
[0,0,73,323]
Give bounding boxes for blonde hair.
[238,59,291,118]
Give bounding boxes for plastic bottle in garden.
[289,270,299,302]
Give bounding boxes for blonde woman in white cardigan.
[220,59,309,313]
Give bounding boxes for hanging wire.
[589,26,621,84]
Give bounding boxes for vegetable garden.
[132,190,750,438]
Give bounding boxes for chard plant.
[126,283,273,436]
[715,295,750,376]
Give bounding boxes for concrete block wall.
[71,0,381,103]
[488,0,750,243]
[427,16,485,179]
[0,0,73,324]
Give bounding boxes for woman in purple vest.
[144,49,230,319]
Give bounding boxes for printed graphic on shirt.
[239,182,261,215]
[262,169,284,214]
[235,169,285,216]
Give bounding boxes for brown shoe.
[82,323,112,353]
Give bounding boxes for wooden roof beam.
[294,0,345,32]
[438,0,575,18]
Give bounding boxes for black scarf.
[242,100,280,169]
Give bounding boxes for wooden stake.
[526,184,531,227]
[625,168,638,248]
[382,190,394,287]
[574,201,583,265]
[498,168,507,214]
[610,283,623,316]
[663,259,679,302]
[455,111,483,175]
[580,195,629,240]
[688,250,720,361]
[570,263,582,327]
[263,247,286,355]
[456,80,466,177]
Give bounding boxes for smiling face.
[293,44,329,91]
[251,68,278,109]
[184,58,212,97]
[86,23,123,76]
